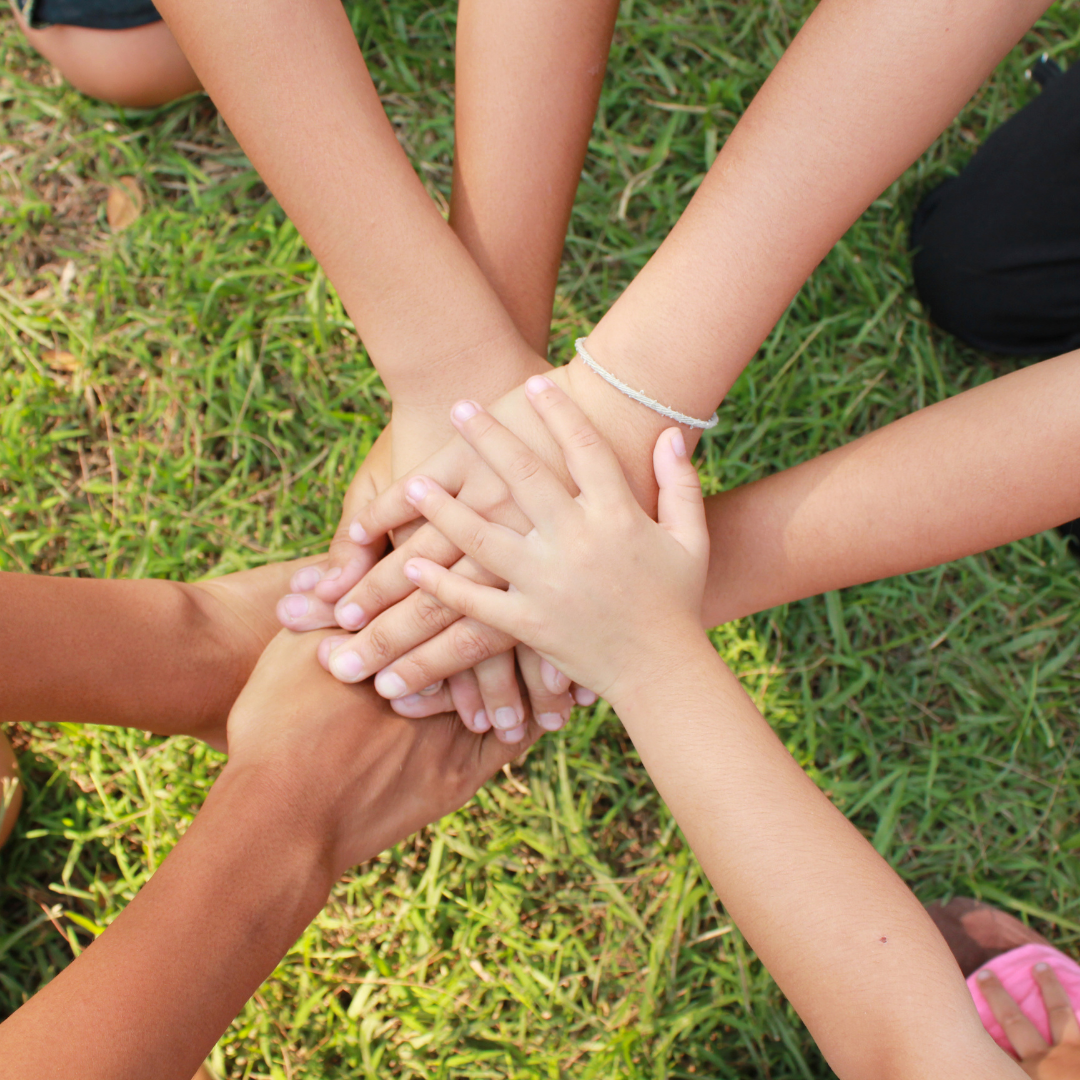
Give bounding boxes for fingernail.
[493,706,519,730]
[670,429,687,457]
[537,713,565,732]
[976,969,992,981]
[472,710,491,732]
[337,602,366,630]
[349,522,369,544]
[526,374,553,395]
[502,724,526,744]
[329,651,365,682]
[451,400,479,423]
[540,659,569,694]
[574,688,598,707]
[406,478,428,504]
[420,681,444,696]
[282,593,309,619]
[1035,962,1050,972]
[396,693,422,707]
[375,670,408,699]
[404,560,422,583]
[292,567,322,592]
[323,567,342,582]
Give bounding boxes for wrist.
[604,627,722,715]
[385,331,552,413]
[552,357,691,514]
[211,760,337,901]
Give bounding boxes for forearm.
[0,765,331,1080]
[0,574,247,740]
[701,351,1080,626]
[153,0,543,411]
[450,0,619,355]
[613,647,1019,1079]
[586,0,1048,420]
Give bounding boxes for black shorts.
[16,0,161,30]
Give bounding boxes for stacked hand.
[275,359,679,733]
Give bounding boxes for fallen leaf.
[42,350,78,372]
[59,259,77,298]
[106,176,144,230]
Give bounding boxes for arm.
[701,349,1080,625]
[450,0,619,356]
[150,0,546,426]
[0,558,312,748]
[0,630,539,1080]
[305,0,1053,685]
[399,384,1022,1078]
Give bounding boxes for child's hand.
[224,628,542,877]
[978,964,1080,1079]
[399,376,709,704]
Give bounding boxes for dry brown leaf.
[42,349,78,372]
[106,176,144,231]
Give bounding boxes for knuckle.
[399,653,440,689]
[356,574,393,614]
[567,425,603,453]
[451,622,496,665]
[412,590,452,632]
[363,625,396,664]
[505,450,542,486]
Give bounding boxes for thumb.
[654,427,708,557]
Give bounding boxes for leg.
[13,10,200,108]
[911,60,1080,357]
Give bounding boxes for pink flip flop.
[968,943,1080,1055]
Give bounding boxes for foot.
[926,897,1051,977]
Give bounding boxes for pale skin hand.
[307,0,1051,703]
[397,382,1021,1080]
[0,629,540,1080]
[320,346,1080,715]
[978,964,1080,1079]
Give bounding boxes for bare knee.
[19,19,202,108]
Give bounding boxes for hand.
[223,628,543,878]
[275,423,393,627]
[314,359,673,707]
[978,963,1080,1079]
[273,410,567,739]
[399,376,708,703]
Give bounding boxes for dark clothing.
[911,61,1080,356]
[17,0,161,30]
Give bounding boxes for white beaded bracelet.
[574,339,719,430]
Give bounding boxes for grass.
[2,0,1080,1076]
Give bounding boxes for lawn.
[2,2,1080,1077]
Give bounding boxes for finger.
[517,645,571,732]
[446,398,576,532]
[366,613,520,702]
[277,589,343,631]
[654,426,709,558]
[976,969,1049,1058]
[403,476,524,582]
[1033,962,1080,1045]
[332,524,464,631]
[473,652,525,734]
[448,669,491,733]
[390,683,455,717]
[401,559,523,644]
[349,439,474,546]
[523,374,630,509]
[540,658,571,695]
[316,428,395,602]
[326,556,507,689]
[317,634,353,672]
